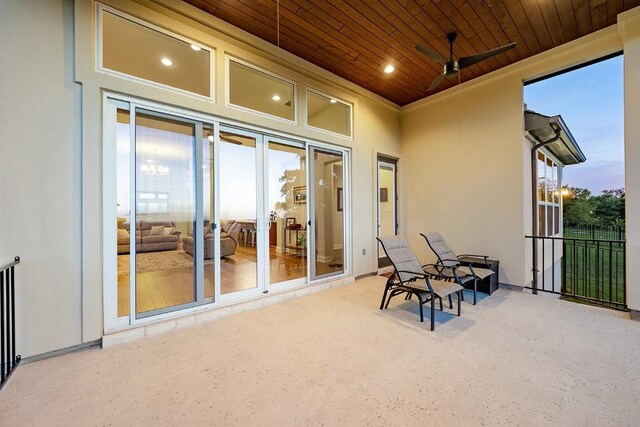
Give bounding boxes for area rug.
[117,250,212,276]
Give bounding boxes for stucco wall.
[620,9,640,312]
[0,0,83,357]
[3,0,639,359]
[400,25,624,288]
[0,0,402,357]
[402,77,526,285]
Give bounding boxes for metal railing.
[525,236,626,310]
[1,256,21,390]
[564,225,625,241]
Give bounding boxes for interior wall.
[401,24,624,288]
[0,0,83,357]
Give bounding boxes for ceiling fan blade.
[428,73,446,92]
[458,42,516,69]
[415,44,447,64]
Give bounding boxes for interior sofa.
[118,220,181,254]
[182,220,241,259]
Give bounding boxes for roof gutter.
[530,126,562,294]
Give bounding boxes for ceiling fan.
[416,32,516,92]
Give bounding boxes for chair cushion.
[378,236,424,283]
[162,226,177,235]
[458,266,494,279]
[423,232,459,267]
[429,278,464,297]
[220,220,234,233]
[149,225,165,236]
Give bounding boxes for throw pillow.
[149,225,165,236]
[117,228,129,239]
[204,227,213,237]
[162,227,176,235]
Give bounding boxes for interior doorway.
[377,155,398,268]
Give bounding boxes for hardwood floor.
[117,245,342,317]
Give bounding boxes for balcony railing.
[1,256,21,390]
[525,236,626,310]
[564,224,625,241]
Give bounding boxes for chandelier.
[141,161,169,176]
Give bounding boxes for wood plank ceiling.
[183,0,640,106]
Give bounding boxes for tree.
[562,186,625,228]
[562,186,595,227]
[592,188,625,227]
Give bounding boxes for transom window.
[306,89,352,138]
[99,6,213,98]
[227,57,296,122]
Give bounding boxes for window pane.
[546,206,554,237]
[538,205,546,236]
[228,60,295,121]
[116,109,130,318]
[268,142,307,285]
[135,112,197,315]
[102,10,211,97]
[219,131,259,295]
[313,149,344,277]
[554,206,560,235]
[537,155,545,202]
[545,158,553,202]
[307,91,352,137]
[552,164,559,204]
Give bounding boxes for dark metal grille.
[525,236,626,310]
[1,256,21,390]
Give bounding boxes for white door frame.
[377,159,397,260]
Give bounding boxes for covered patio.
[1,277,638,425]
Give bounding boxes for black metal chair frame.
[377,238,462,331]
[420,233,491,305]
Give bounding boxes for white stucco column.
[619,8,640,315]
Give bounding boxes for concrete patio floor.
[1,275,639,426]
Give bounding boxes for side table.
[457,257,499,295]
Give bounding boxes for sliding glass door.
[108,100,215,323]
[265,137,308,287]
[308,146,346,280]
[218,127,264,298]
[133,111,199,316]
[105,96,349,328]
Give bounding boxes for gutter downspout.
[530,127,562,294]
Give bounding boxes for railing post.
[1,256,21,390]
[562,240,567,295]
[1,267,4,383]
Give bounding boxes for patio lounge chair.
[420,232,495,305]
[377,236,463,331]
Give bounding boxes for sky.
[524,55,624,195]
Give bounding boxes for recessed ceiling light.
[330,99,337,104]
[191,44,202,51]
[161,57,173,66]
[272,95,281,101]
[383,64,395,74]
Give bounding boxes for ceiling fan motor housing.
[444,61,459,76]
